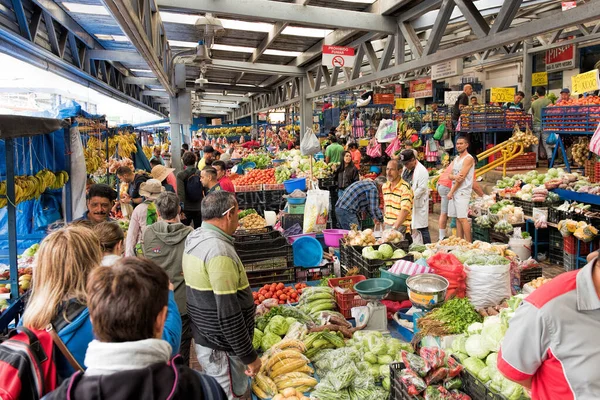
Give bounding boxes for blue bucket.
[287,197,306,205]
[284,177,306,193]
[242,161,256,170]
[292,236,323,267]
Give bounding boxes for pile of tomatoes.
[232,168,277,185]
[252,282,308,305]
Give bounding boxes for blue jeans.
[418,227,431,244]
[336,207,360,230]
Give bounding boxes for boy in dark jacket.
[44,257,226,400]
[177,151,203,228]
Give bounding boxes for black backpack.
[185,170,204,203]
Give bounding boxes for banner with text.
[572,70,600,94]
[491,87,516,103]
[409,78,433,98]
[395,98,416,110]
[532,72,548,86]
[431,59,463,80]
[545,44,576,72]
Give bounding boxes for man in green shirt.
[530,86,553,163]
[325,136,344,164]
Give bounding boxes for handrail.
[475,141,524,178]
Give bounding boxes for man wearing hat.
[198,145,215,170]
[399,150,431,244]
[125,179,165,257]
[557,88,571,105]
[151,164,177,193]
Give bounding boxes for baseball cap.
[398,149,416,163]
[560,88,570,94]
[204,145,215,153]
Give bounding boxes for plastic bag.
[425,367,449,385]
[434,123,446,141]
[303,189,330,233]
[420,347,446,370]
[546,131,557,145]
[464,263,511,309]
[399,369,427,396]
[590,122,600,156]
[300,128,321,156]
[34,194,62,231]
[427,253,466,299]
[402,350,430,378]
[385,137,402,157]
[375,119,398,143]
[366,139,382,158]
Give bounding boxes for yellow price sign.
[572,70,600,94]
[490,87,516,103]
[395,98,416,110]
[532,72,548,86]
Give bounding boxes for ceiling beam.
[251,21,288,63]
[200,94,250,103]
[423,0,455,55]
[367,0,413,15]
[453,0,490,38]
[156,0,398,33]
[141,90,168,96]
[398,0,443,22]
[124,77,160,85]
[88,49,145,64]
[489,0,523,34]
[194,83,273,93]
[210,59,304,77]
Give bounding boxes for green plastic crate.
[288,204,305,214]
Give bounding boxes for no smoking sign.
[322,45,355,68]
[332,56,345,67]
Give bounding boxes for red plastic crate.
[564,235,591,256]
[594,162,600,183]
[431,191,441,204]
[495,152,536,171]
[328,275,367,318]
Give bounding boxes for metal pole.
[5,138,18,300]
[522,40,534,112]
[63,126,72,222]
[299,77,312,143]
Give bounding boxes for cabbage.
[284,317,297,329]
[409,244,427,253]
[369,339,388,355]
[452,336,468,354]
[379,244,394,259]
[486,352,498,369]
[368,365,381,380]
[379,364,390,378]
[362,246,375,257]
[266,315,289,336]
[481,321,507,352]
[365,250,383,260]
[392,249,406,259]
[364,352,378,364]
[253,329,263,350]
[467,322,483,335]
[261,331,282,352]
[463,357,486,376]
[465,334,490,359]
[378,355,393,365]
[501,378,524,400]
[478,366,491,382]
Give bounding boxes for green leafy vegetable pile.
[417,298,482,336]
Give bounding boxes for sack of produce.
[465,263,511,309]
[303,189,330,233]
[427,253,466,299]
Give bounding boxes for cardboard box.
[211,118,222,125]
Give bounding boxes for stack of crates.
[563,235,593,271]
[548,228,563,265]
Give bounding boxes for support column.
[170,64,191,172]
[250,96,257,126]
[299,77,312,142]
[522,40,534,112]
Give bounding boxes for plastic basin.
[322,229,348,247]
[315,153,325,161]
[273,159,285,166]
[354,278,394,298]
[292,236,322,267]
[242,161,256,170]
[288,232,317,244]
[379,267,410,293]
[287,197,306,205]
[284,178,306,193]
[370,166,382,174]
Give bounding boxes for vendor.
[348,142,361,169]
[197,145,215,170]
[557,88,571,104]
[503,91,525,110]
[211,160,234,193]
[116,166,150,206]
[149,146,165,166]
[382,160,412,233]
[470,96,478,106]
[241,136,261,149]
[498,256,600,399]
[335,177,385,230]
[325,136,344,164]
[399,150,430,243]
[76,184,117,224]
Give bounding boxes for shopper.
[504,91,525,110]
[498,257,600,399]
[198,145,215,170]
[398,150,430,243]
[452,84,472,123]
[557,87,571,104]
[149,146,165,166]
[241,136,261,149]
[116,166,150,207]
[220,147,233,162]
[183,191,261,399]
[348,142,361,169]
[92,221,124,266]
[470,96,478,106]
[447,135,475,242]
[181,143,189,158]
[382,160,413,233]
[177,151,203,228]
[125,179,164,257]
[44,257,226,400]
[201,167,222,195]
[212,160,235,193]
[75,184,117,224]
[325,136,344,164]
[335,177,385,230]
[334,151,360,198]
[143,192,194,366]
[530,86,554,162]
[151,164,177,193]
[20,225,182,380]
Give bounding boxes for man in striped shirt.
[183,191,260,399]
[382,159,413,232]
[335,177,385,230]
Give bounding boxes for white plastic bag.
[300,128,321,156]
[375,119,398,143]
[303,189,330,233]
[411,229,424,245]
[465,263,511,309]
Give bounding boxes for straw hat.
[151,165,175,183]
[139,179,165,200]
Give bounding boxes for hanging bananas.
[0,170,69,208]
[85,133,138,174]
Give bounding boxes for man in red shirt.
[241,136,261,149]
[212,160,235,193]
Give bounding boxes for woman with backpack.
[176,151,203,228]
[125,179,164,257]
[19,224,181,382]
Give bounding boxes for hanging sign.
[562,1,577,11]
[444,91,464,106]
[394,84,403,95]
[572,70,600,93]
[545,44,576,72]
[532,72,548,86]
[395,98,416,110]
[431,59,463,80]
[490,87,515,103]
[408,78,433,98]
[322,45,355,68]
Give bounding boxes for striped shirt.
[382,179,413,229]
[336,180,383,222]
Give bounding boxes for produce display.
[0,170,69,208]
[297,287,337,320]
[557,219,598,241]
[523,277,551,291]
[233,169,277,186]
[416,298,482,336]
[244,154,272,169]
[239,209,258,219]
[239,213,267,229]
[84,134,138,174]
[205,126,252,137]
[343,228,406,247]
[571,138,590,166]
[253,282,308,306]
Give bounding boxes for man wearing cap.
[557,88,571,105]
[125,179,165,257]
[151,164,177,193]
[530,87,553,163]
[399,150,430,243]
[198,145,215,170]
[498,256,600,399]
[335,177,385,230]
[382,159,413,233]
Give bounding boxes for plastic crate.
[281,213,304,230]
[263,183,284,191]
[564,253,578,271]
[295,264,332,282]
[246,267,295,287]
[288,204,305,214]
[548,207,562,224]
[472,223,490,242]
[462,367,508,400]
[594,162,600,184]
[235,184,263,193]
[495,152,536,171]
[564,236,592,256]
[389,362,415,400]
[318,177,336,189]
[549,246,564,265]
[233,226,277,243]
[328,275,368,318]
[490,231,509,244]
[520,266,542,287]
[549,228,563,251]
[431,192,441,204]
[542,105,600,134]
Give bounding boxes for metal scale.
[351,278,394,332]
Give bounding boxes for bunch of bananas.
[111,134,138,158]
[142,146,153,160]
[252,339,317,399]
[0,170,69,208]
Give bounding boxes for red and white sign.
[562,1,576,11]
[322,45,355,68]
[545,44,576,72]
[409,78,433,98]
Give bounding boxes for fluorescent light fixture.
[264,49,302,57]
[168,40,198,48]
[339,0,375,2]
[95,34,130,42]
[200,101,240,108]
[130,69,152,73]
[159,12,273,33]
[112,35,130,42]
[282,26,332,38]
[95,34,113,41]
[211,44,255,53]
[62,2,109,15]
[160,11,198,24]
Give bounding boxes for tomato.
[272,294,279,299]
[276,283,284,290]
[279,294,287,301]
[276,290,283,296]
[258,295,265,302]
[266,291,273,298]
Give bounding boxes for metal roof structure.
[0,0,600,120]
